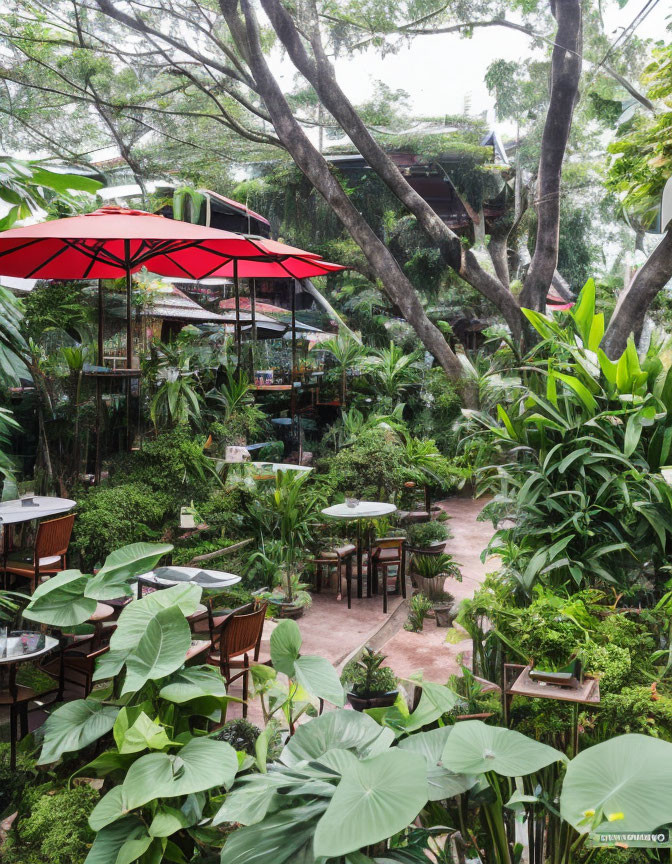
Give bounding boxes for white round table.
[321,501,397,598]
[0,496,76,525]
[0,631,59,664]
[138,566,241,591]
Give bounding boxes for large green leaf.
[94,542,174,583]
[220,801,326,864]
[281,709,395,767]
[122,738,238,809]
[441,720,565,777]
[402,679,459,733]
[313,749,428,858]
[110,582,201,653]
[560,734,672,833]
[294,655,345,707]
[39,698,119,764]
[212,774,282,827]
[121,605,192,695]
[115,711,173,754]
[84,816,147,864]
[24,569,97,627]
[269,618,302,676]
[159,665,227,703]
[89,786,126,831]
[398,726,474,800]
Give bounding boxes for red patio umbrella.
[0,206,326,367]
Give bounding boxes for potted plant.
[249,469,323,619]
[412,553,462,604]
[341,646,398,711]
[406,519,450,556]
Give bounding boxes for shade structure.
[204,257,346,280]
[0,206,323,281]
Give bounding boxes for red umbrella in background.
[205,257,346,280]
[0,206,328,368]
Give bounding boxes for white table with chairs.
[0,496,76,591]
[321,501,397,600]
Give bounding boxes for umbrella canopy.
[0,206,323,280]
[205,257,347,280]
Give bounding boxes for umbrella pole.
[95,279,104,484]
[234,259,241,371]
[125,244,133,450]
[249,277,257,379]
[291,278,297,426]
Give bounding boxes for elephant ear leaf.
[442,720,565,777]
[560,734,672,833]
[39,699,119,765]
[313,749,428,859]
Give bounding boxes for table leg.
[356,520,363,599]
[366,523,373,597]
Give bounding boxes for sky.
[270,0,671,131]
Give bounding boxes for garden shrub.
[109,427,214,500]
[0,743,32,815]
[316,427,407,500]
[72,481,173,569]
[3,782,99,864]
[197,482,254,537]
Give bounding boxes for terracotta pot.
[347,690,399,712]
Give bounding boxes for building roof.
[143,286,230,322]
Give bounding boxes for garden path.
[374,496,495,683]
[235,496,495,721]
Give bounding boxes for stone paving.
[230,495,495,720]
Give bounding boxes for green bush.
[110,428,214,500]
[316,427,406,500]
[0,742,32,815]
[197,483,254,537]
[72,482,173,569]
[407,520,450,549]
[4,782,99,864]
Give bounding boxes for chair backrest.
[137,576,163,599]
[36,514,75,559]
[219,602,267,660]
[372,537,404,558]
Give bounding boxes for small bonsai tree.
[341,646,398,697]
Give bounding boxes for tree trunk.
[602,231,672,359]
[520,0,582,311]
[258,0,524,344]
[220,0,465,382]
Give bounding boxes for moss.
[4,783,99,864]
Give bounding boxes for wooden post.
[234,259,241,369]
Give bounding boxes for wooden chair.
[312,544,356,608]
[206,602,267,718]
[41,639,110,699]
[370,537,406,613]
[3,514,75,593]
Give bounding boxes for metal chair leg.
[382,564,388,614]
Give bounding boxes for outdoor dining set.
[0,490,407,768]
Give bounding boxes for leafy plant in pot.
[412,552,462,608]
[406,519,450,556]
[341,646,398,711]
[248,469,322,618]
